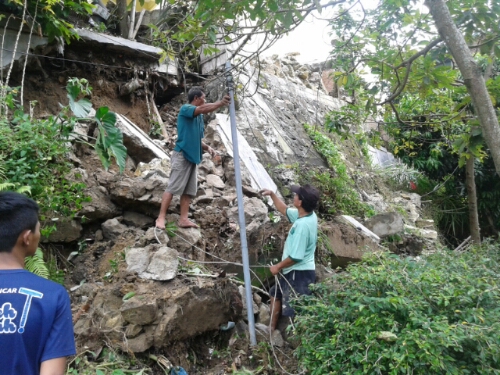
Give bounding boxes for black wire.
[0,47,136,70]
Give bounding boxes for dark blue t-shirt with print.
[0,270,76,375]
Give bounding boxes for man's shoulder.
[305,211,318,227]
[286,207,299,222]
[179,104,197,118]
[0,270,67,294]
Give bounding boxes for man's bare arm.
[40,357,66,375]
[270,257,296,276]
[194,95,230,116]
[260,189,288,216]
[202,142,217,157]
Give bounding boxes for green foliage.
[67,347,148,375]
[149,0,331,71]
[94,107,127,173]
[303,125,374,217]
[148,120,163,138]
[164,221,178,238]
[293,241,500,374]
[6,0,93,43]
[326,0,500,241]
[24,249,49,279]
[375,163,430,192]
[0,98,89,218]
[66,78,93,118]
[66,79,127,173]
[0,78,126,224]
[24,248,64,284]
[316,228,335,266]
[45,252,65,285]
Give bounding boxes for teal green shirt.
[173,104,204,164]
[282,208,318,274]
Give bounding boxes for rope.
[154,226,307,373]
[153,227,270,292]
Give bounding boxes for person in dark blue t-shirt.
[0,192,76,375]
[156,86,230,230]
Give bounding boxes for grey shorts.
[166,151,198,196]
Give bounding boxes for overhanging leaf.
[95,107,127,173]
[70,98,92,118]
[66,81,80,102]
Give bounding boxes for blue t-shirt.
[0,270,76,375]
[282,208,318,274]
[173,104,205,164]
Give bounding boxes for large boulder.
[125,244,178,281]
[321,219,380,267]
[72,279,242,353]
[80,186,122,221]
[110,175,168,215]
[364,212,405,238]
[43,219,82,243]
[102,218,128,240]
[227,197,268,224]
[167,226,203,254]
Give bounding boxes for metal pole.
[225,61,257,346]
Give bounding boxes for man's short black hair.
[0,192,39,252]
[291,184,320,213]
[188,86,205,103]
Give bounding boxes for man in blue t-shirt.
[156,86,230,229]
[260,184,320,332]
[0,192,76,375]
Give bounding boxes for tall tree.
[324,0,500,241]
[425,0,500,176]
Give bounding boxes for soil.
[11,41,165,133]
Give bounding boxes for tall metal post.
[225,61,257,346]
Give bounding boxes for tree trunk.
[127,0,136,39]
[465,155,481,244]
[425,0,500,177]
[116,0,129,38]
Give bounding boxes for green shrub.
[0,79,126,218]
[0,109,88,218]
[293,242,500,374]
[302,125,374,217]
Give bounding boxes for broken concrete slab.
[404,225,438,240]
[75,28,163,59]
[416,219,435,228]
[321,221,380,267]
[368,146,397,168]
[340,215,381,243]
[0,29,48,69]
[215,116,279,194]
[115,114,170,163]
[364,212,404,238]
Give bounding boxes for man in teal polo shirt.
[260,184,319,332]
[156,87,230,229]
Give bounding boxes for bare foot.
[178,219,199,228]
[156,217,166,229]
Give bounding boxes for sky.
[260,0,382,64]
[262,11,333,64]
